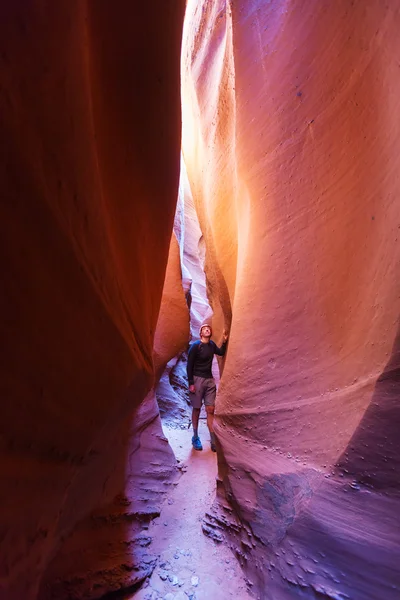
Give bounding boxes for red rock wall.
[153,231,190,382]
[182,0,400,597]
[0,1,185,598]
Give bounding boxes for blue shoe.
[192,435,203,451]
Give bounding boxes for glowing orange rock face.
[182,0,400,597]
[0,2,185,598]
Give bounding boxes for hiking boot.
[210,442,217,452]
[192,435,203,451]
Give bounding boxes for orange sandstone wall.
[0,1,185,599]
[182,1,400,598]
[153,232,190,383]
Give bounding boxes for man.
[186,323,228,452]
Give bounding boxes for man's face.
[201,326,211,338]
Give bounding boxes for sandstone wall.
[182,1,400,598]
[0,1,185,598]
[153,231,190,383]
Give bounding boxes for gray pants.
[190,376,216,409]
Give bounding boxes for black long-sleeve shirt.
[186,340,227,385]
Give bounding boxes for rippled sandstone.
[182,1,400,598]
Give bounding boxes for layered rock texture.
[0,1,185,599]
[2,1,400,599]
[182,0,400,598]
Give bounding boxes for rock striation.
[2,0,400,598]
[182,0,400,598]
[0,1,185,598]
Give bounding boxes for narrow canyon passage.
[127,171,251,598]
[129,422,253,600]
[1,2,400,600]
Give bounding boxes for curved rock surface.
[182,1,400,598]
[153,231,190,383]
[2,1,400,599]
[153,227,191,425]
[0,1,185,598]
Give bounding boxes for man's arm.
[186,342,198,385]
[213,340,227,356]
[213,330,229,356]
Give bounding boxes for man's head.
[199,323,212,339]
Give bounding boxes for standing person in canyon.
[187,324,229,452]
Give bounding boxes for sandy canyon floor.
[129,416,253,600]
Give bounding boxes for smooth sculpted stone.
[0,1,186,599]
[182,0,400,598]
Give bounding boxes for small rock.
[164,522,168,526]
[350,481,361,491]
[191,576,199,587]
[173,553,180,559]
[168,574,179,586]
[202,523,223,543]
[159,570,168,581]
[138,536,152,547]
[168,498,174,505]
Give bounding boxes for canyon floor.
[129,415,254,600]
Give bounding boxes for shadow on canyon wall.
[336,319,400,493]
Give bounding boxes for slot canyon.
[1,1,400,599]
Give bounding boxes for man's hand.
[223,329,229,343]
[189,384,195,393]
